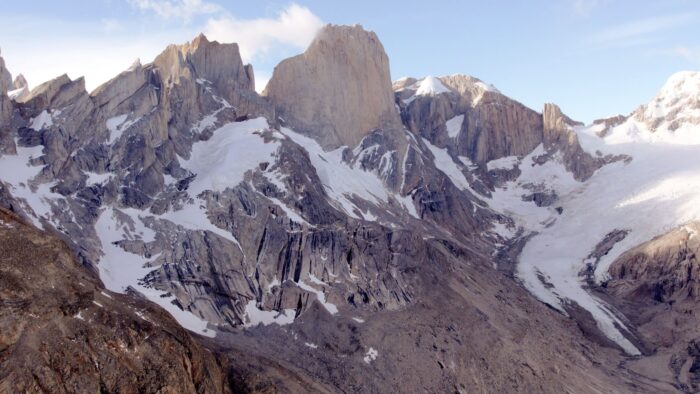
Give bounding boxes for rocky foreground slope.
[0,23,699,392]
[0,207,231,393]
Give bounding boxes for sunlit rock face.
[264,24,401,150]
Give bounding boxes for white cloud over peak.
[203,3,323,62]
[129,0,221,22]
[0,2,322,93]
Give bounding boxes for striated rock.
[398,74,544,163]
[398,77,622,182]
[264,24,400,149]
[603,222,700,390]
[153,33,255,108]
[91,59,150,114]
[0,49,11,95]
[542,103,597,180]
[12,73,27,90]
[0,52,14,153]
[0,208,234,393]
[9,74,29,102]
[22,74,88,111]
[607,222,700,302]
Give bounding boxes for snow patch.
[95,207,215,337]
[244,300,295,327]
[363,347,378,364]
[297,277,338,315]
[183,117,279,197]
[85,172,112,185]
[30,110,54,130]
[106,114,140,144]
[0,140,64,229]
[415,76,450,96]
[486,155,520,171]
[445,114,464,138]
[281,127,418,220]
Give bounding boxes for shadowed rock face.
[0,208,232,393]
[264,24,401,149]
[602,222,700,391]
[396,76,620,182]
[608,222,700,303]
[0,50,11,94]
[396,74,545,163]
[0,52,12,153]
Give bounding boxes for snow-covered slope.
[507,72,700,355]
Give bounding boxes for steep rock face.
[542,103,614,181]
[396,76,619,183]
[397,74,544,164]
[264,24,400,149]
[12,73,27,90]
[152,34,259,113]
[603,222,700,391]
[0,50,11,94]
[607,222,700,302]
[9,73,29,102]
[0,208,233,393]
[0,53,14,154]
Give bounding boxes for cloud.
[590,14,695,48]
[0,3,323,93]
[572,0,601,16]
[128,0,221,22]
[203,3,323,62]
[671,46,700,64]
[101,18,124,32]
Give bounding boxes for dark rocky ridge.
[602,222,700,392]
[0,207,233,393]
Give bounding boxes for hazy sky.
[1,0,698,123]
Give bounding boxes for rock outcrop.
[264,24,400,149]
[0,49,11,95]
[0,52,14,153]
[397,74,544,163]
[0,208,233,393]
[607,222,700,302]
[396,76,621,182]
[603,222,700,391]
[542,102,608,181]
[12,73,27,90]
[9,73,29,101]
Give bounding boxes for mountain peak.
[264,23,400,149]
[415,76,450,96]
[636,70,700,131]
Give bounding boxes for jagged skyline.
[1,1,698,121]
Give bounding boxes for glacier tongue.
[514,114,700,355]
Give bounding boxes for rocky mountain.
[0,23,699,392]
[264,24,402,150]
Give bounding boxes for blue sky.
[1,0,698,122]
